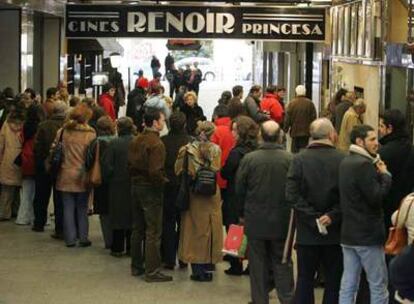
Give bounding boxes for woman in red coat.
[99,83,116,121]
[260,85,284,124]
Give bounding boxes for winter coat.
[286,142,346,245]
[379,132,414,229]
[21,117,40,177]
[211,117,235,189]
[53,121,96,193]
[285,96,317,138]
[34,113,65,171]
[145,94,171,119]
[180,103,206,136]
[339,147,392,246]
[338,107,363,151]
[99,93,116,121]
[85,135,115,215]
[175,140,223,264]
[334,99,353,132]
[221,143,255,226]
[244,94,269,123]
[0,121,23,186]
[161,130,191,186]
[128,128,168,186]
[391,194,414,244]
[390,244,414,301]
[102,134,133,230]
[260,93,284,124]
[126,88,146,131]
[236,142,292,240]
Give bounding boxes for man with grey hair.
[284,85,317,153]
[338,99,366,151]
[236,120,294,304]
[286,118,346,303]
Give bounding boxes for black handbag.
[192,163,217,196]
[49,129,65,179]
[175,149,191,212]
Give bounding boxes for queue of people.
[2,80,414,304]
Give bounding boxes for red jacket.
[99,93,116,121]
[260,93,284,123]
[210,117,235,189]
[21,135,35,177]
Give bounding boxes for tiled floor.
[0,216,323,304]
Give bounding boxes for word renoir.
[67,11,323,36]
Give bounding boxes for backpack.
[192,163,217,196]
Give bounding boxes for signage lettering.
[66,5,326,41]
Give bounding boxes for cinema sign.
[66,5,326,41]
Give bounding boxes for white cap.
[295,85,306,96]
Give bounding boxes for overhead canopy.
[67,38,124,56]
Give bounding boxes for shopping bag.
[222,224,248,258]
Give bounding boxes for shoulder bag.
[49,129,65,179]
[385,196,414,255]
[175,149,191,211]
[88,140,102,187]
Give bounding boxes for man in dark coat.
[286,118,345,304]
[236,120,294,304]
[334,91,355,133]
[379,109,414,229]
[160,112,190,269]
[284,85,317,153]
[103,117,135,257]
[126,83,147,132]
[244,85,269,123]
[164,53,174,75]
[32,102,67,235]
[338,124,392,304]
[128,109,172,282]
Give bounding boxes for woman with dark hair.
[221,116,259,275]
[0,87,16,129]
[228,97,246,119]
[15,104,45,225]
[218,90,232,106]
[327,88,347,124]
[175,121,222,282]
[0,106,25,220]
[85,115,116,249]
[99,83,116,121]
[52,103,96,247]
[103,117,136,257]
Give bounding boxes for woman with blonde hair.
[175,121,222,282]
[180,91,206,136]
[52,103,96,247]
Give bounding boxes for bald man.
[286,118,346,304]
[236,120,294,304]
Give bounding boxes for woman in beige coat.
[0,107,25,220]
[175,121,223,282]
[52,103,96,247]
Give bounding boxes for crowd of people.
[1,74,414,304]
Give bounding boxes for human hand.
[318,215,332,226]
[376,160,388,174]
[239,217,245,226]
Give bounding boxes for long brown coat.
[175,141,223,264]
[53,121,96,192]
[0,121,23,186]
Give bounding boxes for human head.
[178,85,187,94]
[154,72,162,80]
[334,88,348,105]
[350,124,378,155]
[82,97,96,108]
[276,87,286,99]
[249,85,262,99]
[138,69,144,77]
[103,83,116,97]
[379,109,407,138]
[196,121,215,140]
[213,104,229,120]
[2,87,15,99]
[185,64,191,70]
[169,111,186,133]
[46,87,58,100]
[52,101,69,116]
[194,62,198,68]
[26,104,45,123]
[231,115,259,146]
[260,120,282,143]
[344,91,357,103]
[232,85,243,99]
[352,98,366,115]
[7,104,26,124]
[117,116,136,136]
[184,91,197,107]
[20,94,33,108]
[96,115,116,136]
[228,97,245,119]
[295,85,306,97]
[69,96,80,108]
[144,108,165,132]
[151,84,163,95]
[310,118,337,144]
[266,85,278,94]
[219,91,232,105]
[24,88,36,100]
[69,103,93,124]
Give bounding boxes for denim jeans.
[62,192,89,246]
[339,245,389,304]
